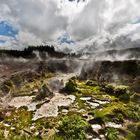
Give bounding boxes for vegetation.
[58,114,89,140]
[105,128,119,140]
[0,72,139,140]
[65,78,77,93]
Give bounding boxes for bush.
[119,92,130,103]
[65,79,77,93]
[105,128,119,140]
[86,80,98,86]
[104,85,130,102]
[126,131,136,140]
[115,86,130,102]
[1,80,14,93]
[58,114,89,140]
[115,86,130,96]
[104,84,114,95]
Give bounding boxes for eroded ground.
[0,66,139,140]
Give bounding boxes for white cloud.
[0,0,140,51]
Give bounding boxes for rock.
[33,84,54,101]
[91,124,102,133]
[80,97,91,101]
[4,129,9,138]
[86,134,93,139]
[61,109,69,113]
[33,94,75,120]
[105,122,122,128]
[94,99,109,105]
[92,138,100,140]
[78,109,86,113]
[10,127,15,130]
[86,101,100,109]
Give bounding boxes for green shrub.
[115,86,130,102]
[119,92,130,103]
[58,114,89,140]
[104,84,114,95]
[65,79,77,93]
[1,80,14,93]
[104,85,130,102]
[105,128,119,140]
[117,113,124,123]
[86,80,98,86]
[126,131,136,140]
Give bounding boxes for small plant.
[115,86,130,102]
[105,128,119,140]
[86,80,98,86]
[104,84,114,95]
[1,79,15,93]
[65,79,77,93]
[58,114,89,140]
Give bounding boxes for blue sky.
[133,19,140,24]
[57,33,75,45]
[0,21,18,38]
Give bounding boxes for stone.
[80,97,91,101]
[105,122,122,128]
[86,101,100,109]
[91,124,102,133]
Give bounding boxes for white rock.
[78,109,86,113]
[86,101,99,109]
[91,124,102,132]
[33,94,75,120]
[105,122,122,128]
[30,126,36,130]
[3,123,10,127]
[10,127,15,130]
[94,100,109,105]
[92,138,100,140]
[80,97,91,101]
[4,129,9,138]
[61,109,68,113]
[8,96,33,109]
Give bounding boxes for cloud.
[68,0,107,40]
[0,0,70,48]
[0,0,140,51]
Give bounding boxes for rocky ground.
[0,53,139,140]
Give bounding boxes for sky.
[0,0,140,51]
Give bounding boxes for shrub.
[126,131,136,140]
[105,128,119,140]
[65,79,77,93]
[119,92,130,103]
[115,86,130,97]
[104,85,130,102]
[1,80,14,93]
[58,114,89,140]
[86,80,98,86]
[104,84,114,95]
